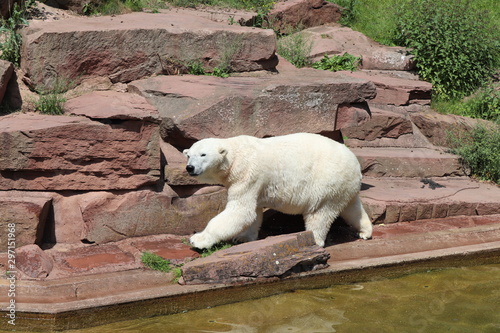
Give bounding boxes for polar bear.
[183,133,372,249]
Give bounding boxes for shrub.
[449,125,500,184]
[0,3,30,65]
[277,32,312,68]
[394,0,499,100]
[312,53,361,72]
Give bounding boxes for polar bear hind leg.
[340,195,373,240]
[304,206,340,247]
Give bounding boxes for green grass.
[196,242,233,257]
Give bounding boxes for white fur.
[183,133,372,249]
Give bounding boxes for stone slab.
[343,70,432,106]
[21,11,277,87]
[0,113,160,190]
[360,177,500,223]
[353,147,464,178]
[181,231,330,284]
[129,71,376,146]
[0,192,52,248]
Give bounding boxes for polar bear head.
[183,138,228,184]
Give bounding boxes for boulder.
[343,70,432,106]
[410,111,489,147]
[21,11,277,87]
[129,70,376,146]
[15,244,54,279]
[0,60,14,104]
[0,112,160,191]
[75,186,226,244]
[181,231,330,284]
[0,192,52,248]
[303,25,415,71]
[264,0,342,34]
[342,107,413,141]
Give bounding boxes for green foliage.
[187,61,206,75]
[433,84,500,124]
[449,125,500,184]
[34,77,75,115]
[141,252,174,272]
[394,0,499,100]
[83,0,168,15]
[277,32,312,68]
[197,242,233,258]
[312,53,361,72]
[0,3,30,65]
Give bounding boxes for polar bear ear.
[183,149,189,156]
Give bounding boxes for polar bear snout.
[186,164,197,176]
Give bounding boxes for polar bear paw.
[190,232,216,250]
[358,230,372,240]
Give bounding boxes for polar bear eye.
[201,153,206,157]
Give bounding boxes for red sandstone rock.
[343,70,432,106]
[15,244,54,279]
[21,12,277,87]
[0,113,160,190]
[64,91,160,122]
[343,107,413,141]
[0,192,52,248]
[160,140,199,186]
[181,231,330,284]
[353,147,464,178]
[129,71,376,145]
[48,244,139,278]
[0,60,14,104]
[360,177,500,224]
[410,112,490,147]
[265,0,342,34]
[69,186,226,244]
[303,25,415,71]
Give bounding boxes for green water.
[64,264,500,333]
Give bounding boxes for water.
[63,264,500,333]
[3,265,499,332]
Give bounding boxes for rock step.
[359,177,500,224]
[343,70,432,106]
[353,147,464,178]
[21,11,277,87]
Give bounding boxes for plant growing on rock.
[0,3,30,65]
[312,53,361,72]
[277,32,313,68]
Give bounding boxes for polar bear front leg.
[233,208,263,243]
[190,199,259,249]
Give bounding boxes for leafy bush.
[312,53,361,72]
[277,32,312,68]
[450,125,500,184]
[394,0,499,100]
